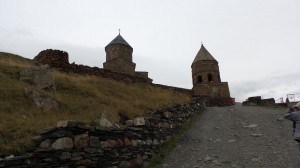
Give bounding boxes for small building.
[191,44,230,98]
[103,33,149,78]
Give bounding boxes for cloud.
[231,71,300,102]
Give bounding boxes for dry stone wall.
[0,98,204,168]
[34,49,152,84]
[33,49,194,95]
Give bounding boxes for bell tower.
[191,44,230,98]
[103,33,136,75]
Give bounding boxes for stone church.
[191,44,230,98]
[103,33,149,78]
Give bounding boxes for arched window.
[208,73,213,82]
[197,75,203,83]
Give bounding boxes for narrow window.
[208,74,213,82]
[197,76,203,83]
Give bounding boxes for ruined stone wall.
[0,99,204,168]
[34,49,196,94]
[34,49,69,69]
[34,49,151,84]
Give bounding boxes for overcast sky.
[1,0,300,102]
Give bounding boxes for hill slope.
[0,52,191,156]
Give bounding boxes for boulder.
[52,137,73,150]
[133,117,145,126]
[20,64,56,91]
[24,88,59,112]
[74,133,89,148]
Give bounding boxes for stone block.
[133,117,145,126]
[74,133,89,148]
[89,136,100,147]
[124,138,131,146]
[146,139,152,145]
[100,141,109,149]
[39,139,52,148]
[163,112,172,118]
[107,139,117,148]
[52,137,73,150]
[56,120,76,128]
[125,120,134,126]
[60,152,71,160]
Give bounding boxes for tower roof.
[192,44,217,64]
[106,34,132,49]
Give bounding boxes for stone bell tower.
[191,44,230,98]
[103,33,136,75]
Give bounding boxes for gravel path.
[158,103,300,168]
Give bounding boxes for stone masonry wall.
[34,49,192,95]
[0,98,204,168]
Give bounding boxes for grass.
[0,52,192,156]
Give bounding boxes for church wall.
[103,57,136,75]
[105,44,133,62]
[193,82,230,98]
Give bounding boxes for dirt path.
[157,103,300,168]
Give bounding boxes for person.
[284,102,300,146]
[286,97,290,106]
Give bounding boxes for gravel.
[157,103,300,168]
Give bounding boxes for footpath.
[158,103,300,168]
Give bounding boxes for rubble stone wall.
[33,49,193,96]
[0,99,204,168]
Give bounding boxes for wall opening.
[197,75,203,83]
[208,73,213,82]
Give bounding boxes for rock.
[57,120,77,128]
[20,64,56,91]
[153,139,159,145]
[52,137,73,150]
[60,152,71,160]
[107,139,118,148]
[133,117,145,126]
[125,120,134,126]
[74,133,89,148]
[251,134,262,137]
[146,139,152,145]
[99,112,115,128]
[227,139,236,143]
[277,118,284,121]
[163,112,172,118]
[89,136,100,147]
[124,138,131,146]
[204,155,212,162]
[39,139,52,148]
[244,124,258,128]
[5,155,14,159]
[24,88,59,112]
[100,141,109,149]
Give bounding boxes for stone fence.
[34,49,193,95]
[0,98,204,168]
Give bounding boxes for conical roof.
[192,44,217,64]
[106,34,132,49]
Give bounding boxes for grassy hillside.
[0,52,191,156]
